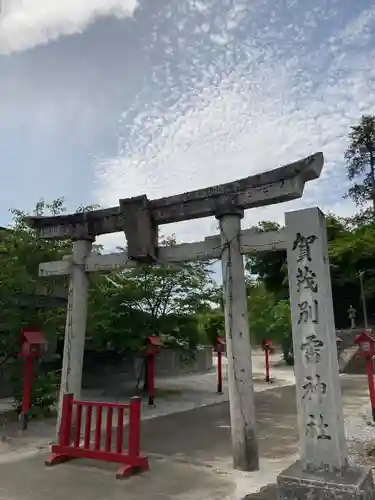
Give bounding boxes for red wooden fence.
[46,394,149,478]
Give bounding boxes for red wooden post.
[59,394,73,446]
[21,355,33,430]
[105,407,113,452]
[94,407,102,450]
[116,407,124,454]
[84,405,92,449]
[217,350,223,393]
[143,336,162,406]
[147,355,155,406]
[365,356,375,422]
[215,336,225,394]
[19,328,46,431]
[261,339,272,383]
[265,349,270,383]
[128,397,141,459]
[355,331,375,422]
[74,404,83,447]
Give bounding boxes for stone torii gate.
[26,152,323,472]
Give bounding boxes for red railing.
[46,394,149,478]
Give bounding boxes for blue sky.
[1,0,374,251]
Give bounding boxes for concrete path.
[0,351,296,457]
[0,385,299,500]
[81,350,296,422]
[0,351,295,422]
[0,375,374,500]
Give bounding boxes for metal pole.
[359,271,369,329]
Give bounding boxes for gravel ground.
[345,404,375,469]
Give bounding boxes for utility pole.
[359,271,369,329]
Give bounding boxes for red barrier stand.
[46,395,149,479]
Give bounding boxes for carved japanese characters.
[285,207,348,473]
[292,229,332,443]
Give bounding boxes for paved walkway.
[81,350,296,421]
[0,385,299,500]
[0,351,295,427]
[0,375,373,500]
[0,351,295,446]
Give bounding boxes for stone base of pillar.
[277,461,375,500]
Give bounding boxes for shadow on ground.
[138,385,298,465]
[0,376,372,500]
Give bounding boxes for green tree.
[0,199,74,414]
[329,219,375,326]
[87,235,219,354]
[247,282,290,339]
[245,221,288,299]
[0,199,72,362]
[268,299,293,365]
[246,280,292,362]
[0,198,105,413]
[202,310,225,346]
[345,115,375,218]
[245,213,375,328]
[247,281,275,343]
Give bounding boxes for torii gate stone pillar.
[26,151,324,472]
[217,206,259,470]
[59,237,93,416]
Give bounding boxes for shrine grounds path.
[0,374,373,500]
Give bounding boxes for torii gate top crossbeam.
[25,153,323,242]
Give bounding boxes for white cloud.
[91,2,374,250]
[335,6,375,47]
[0,0,138,54]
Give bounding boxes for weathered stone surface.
[217,212,259,471]
[277,461,375,500]
[278,208,375,500]
[57,239,92,433]
[25,152,323,238]
[285,207,348,473]
[39,227,287,275]
[151,152,323,208]
[119,195,158,261]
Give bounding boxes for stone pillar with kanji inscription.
[277,207,375,500]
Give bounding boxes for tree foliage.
[345,115,375,217]
[0,199,71,362]
[87,237,218,354]
[203,310,225,346]
[245,211,375,330]
[247,282,291,341]
[246,221,288,300]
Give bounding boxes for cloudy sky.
[1,0,374,250]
